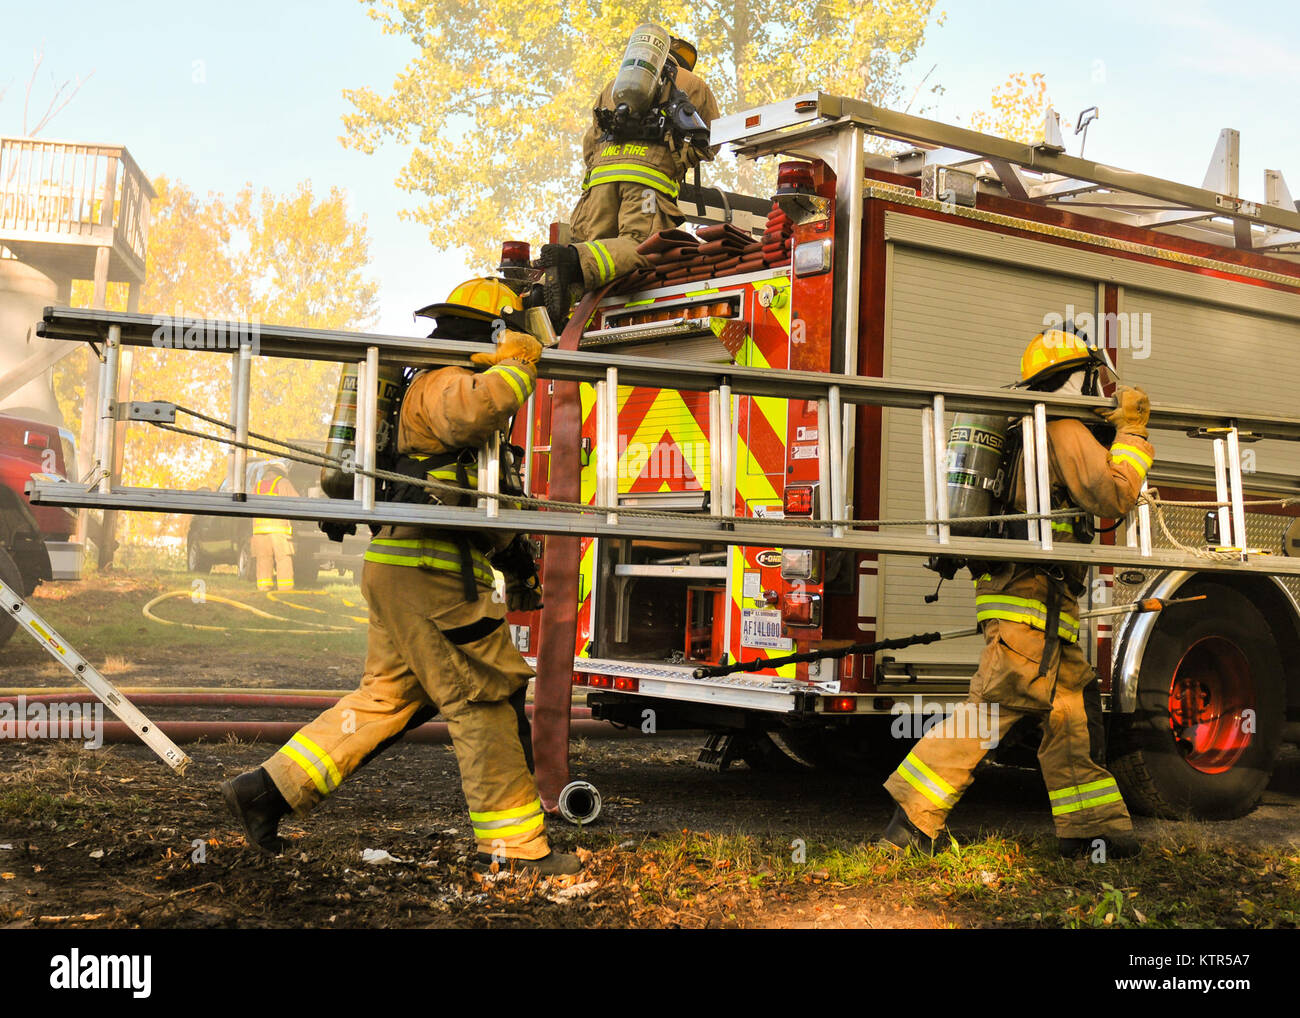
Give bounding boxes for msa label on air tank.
[948,424,1005,451]
[740,608,792,651]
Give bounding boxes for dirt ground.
[2,569,1298,929]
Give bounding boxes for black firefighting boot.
[221,767,290,854]
[878,805,946,857]
[473,850,584,877]
[539,243,582,326]
[1058,833,1141,861]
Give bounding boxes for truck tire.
[0,548,23,648]
[771,719,901,774]
[1110,581,1284,820]
[186,536,213,574]
[237,540,254,583]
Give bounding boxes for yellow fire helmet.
[1020,328,1112,390]
[669,36,698,72]
[414,277,525,325]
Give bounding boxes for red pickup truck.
[0,411,81,587]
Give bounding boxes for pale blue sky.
[2,0,1295,335]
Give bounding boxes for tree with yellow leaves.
[341,0,945,268]
[969,71,1061,145]
[56,179,377,560]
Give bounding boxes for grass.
[14,565,368,675]
[601,828,1300,929]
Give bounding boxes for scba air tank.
[944,413,1011,537]
[611,23,671,118]
[321,363,405,499]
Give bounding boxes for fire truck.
[506,94,1300,824]
[24,93,1300,825]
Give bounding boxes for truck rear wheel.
[1111,582,1284,819]
[772,720,901,773]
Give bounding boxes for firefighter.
[221,278,582,877]
[881,328,1153,861]
[538,34,720,321]
[250,462,298,591]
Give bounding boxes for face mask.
[1055,369,1086,397]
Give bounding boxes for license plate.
[740,608,791,651]
[510,624,530,653]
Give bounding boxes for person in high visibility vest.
[538,34,719,321]
[250,465,298,591]
[881,328,1154,861]
[220,279,582,878]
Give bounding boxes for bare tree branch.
[19,45,95,137]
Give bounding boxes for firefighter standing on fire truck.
[251,462,297,591]
[882,329,1153,860]
[222,279,582,877]
[539,30,720,320]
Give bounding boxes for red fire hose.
[0,691,615,745]
[532,289,611,812]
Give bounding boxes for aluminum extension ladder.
[0,576,190,771]
[919,395,1258,559]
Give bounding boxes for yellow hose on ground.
[266,589,368,624]
[142,591,363,634]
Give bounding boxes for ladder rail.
[0,576,190,772]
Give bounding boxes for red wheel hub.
[1167,636,1254,774]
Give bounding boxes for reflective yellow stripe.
[364,538,494,584]
[292,733,342,788]
[906,751,956,798]
[1111,443,1153,468]
[474,814,545,841]
[898,765,951,810]
[585,240,614,283]
[1052,791,1123,816]
[1048,777,1123,816]
[469,798,544,823]
[583,163,680,197]
[486,363,532,404]
[1111,449,1150,478]
[279,743,328,796]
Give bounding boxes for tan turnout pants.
[569,181,683,289]
[262,560,550,859]
[884,619,1133,841]
[251,533,294,591]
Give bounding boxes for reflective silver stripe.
[583,165,680,198]
[364,540,494,583]
[1049,778,1123,816]
[473,806,543,831]
[897,752,959,809]
[286,734,339,792]
[975,598,1080,641]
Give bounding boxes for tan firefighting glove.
[470,330,542,368]
[1096,384,1151,436]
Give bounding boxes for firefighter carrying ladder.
[24,307,1300,818]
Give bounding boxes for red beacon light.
[499,240,531,270]
[775,161,816,195]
